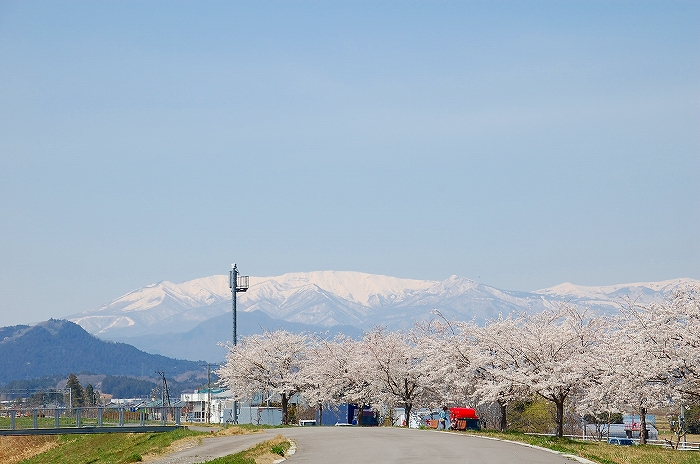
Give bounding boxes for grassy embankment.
[200,435,291,464]
[12,428,202,464]
[2,424,270,464]
[460,429,700,464]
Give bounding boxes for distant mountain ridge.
[67,271,699,345]
[70,275,232,336]
[61,271,700,362]
[533,278,695,302]
[0,319,204,386]
[69,271,438,337]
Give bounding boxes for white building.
[180,389,282,425]
[181,389,233,423]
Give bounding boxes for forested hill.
[0,319,204,385]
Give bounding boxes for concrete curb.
[272,439,296,464]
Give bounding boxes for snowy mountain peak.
[66,272,699,342]
[246,270,435,307]
[177,275,232,302]
[87,278,229,314]
[418,275,481,297]
[534,278,700,301]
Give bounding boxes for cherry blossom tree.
[305,334,375,422]
[417,315,529,431]
[475,305,606,437]
[217,330,312,424]
[304,335,344,412]
[576,353,625,441]
[611,288,700,443]
[471,368,530,432]
[362,327,434,426]
[450,320,530,431]
[215,288,698,435]
[413,318,469,406]
[621,286,700,400]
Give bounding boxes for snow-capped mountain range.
[68,271,698,341]
[63,271,699,362]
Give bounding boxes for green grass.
[19,428,204,464]
[201,453,255,464]
[201,436,291,464]
[458,429,700,464]
[271,440,291,456]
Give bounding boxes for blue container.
[317,403,358,425]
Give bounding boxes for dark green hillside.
[101,375,158,398]
[0,319,204,385]
[1,375,60,391]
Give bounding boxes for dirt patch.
[215,426,263,436]
[140,436,202,462]
[0,435,59,464]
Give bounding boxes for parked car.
[608,437,635,446]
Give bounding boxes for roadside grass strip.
[455,430,700,464]
[200,435,293,464]
[16,428,205,464]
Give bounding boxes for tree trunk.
[639,406,647,445]
[318,402,323,426]
[555,399,564,438]
[404,402,412,428]
[499,400,507,432]
[281,393,289,425]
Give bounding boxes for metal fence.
[528,433,700,451]
[0,406,181,432]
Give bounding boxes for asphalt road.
[147,431,272,464]
[282,427,584,464]
[150,427,587,464]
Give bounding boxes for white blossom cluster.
[217,286,700,438]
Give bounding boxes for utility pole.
[229,264,249,345]
[207,364,211,424]
[229,263,249,423]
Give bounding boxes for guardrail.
[0,406,182,434]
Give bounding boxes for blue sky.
[1,1,698,325]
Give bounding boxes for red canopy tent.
[450,407,480,430]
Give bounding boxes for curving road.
[282,427,584,464]
[146,431,271,464]
[151,427,587,464]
